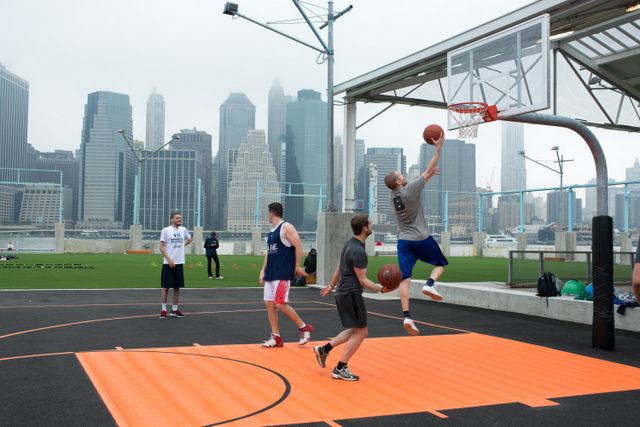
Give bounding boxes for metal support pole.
[255,180,260,228]
[443,191,449,232]
[477,194,483,232]
[133,174,139,226]
[519,191,525,232]
[326,0,335,211]
[343,98,356,212]
[504,112,613,350]
[624,183,629,232]
[59,171,63,224]
[197,178,202,228]
[568,187,574,232]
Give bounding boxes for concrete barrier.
[406,280,640,333]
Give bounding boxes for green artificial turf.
[0,253,631,289]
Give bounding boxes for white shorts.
[264,280,291,304]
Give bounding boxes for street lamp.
[117,130,180,226]
[222,1,353,212]
[519,147,573,229]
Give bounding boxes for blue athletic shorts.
[397,236,448,280]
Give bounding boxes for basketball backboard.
[447,14,550,131]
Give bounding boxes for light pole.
[222,1,352,212]
[519,147,573,228]
[117,130,180,226]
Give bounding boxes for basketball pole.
[504,113,614,351]
[223,2,353,213]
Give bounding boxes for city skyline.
[3,0,639,199]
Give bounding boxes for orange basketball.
[377,264,402,290]
[423,124,444,145]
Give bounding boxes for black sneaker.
[313,345,327,368]
[332,366,359,381]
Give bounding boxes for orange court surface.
[2,288,640,426]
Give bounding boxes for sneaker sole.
[403,322,420,336]
[313,347,326,368]
[422,289,444,301]
[331,374,359,381]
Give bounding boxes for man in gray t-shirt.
[385,132,448,336]
[314,214,392,381]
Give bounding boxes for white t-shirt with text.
[160,225,191,265]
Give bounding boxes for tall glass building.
[420,139,476,235]
[268,81,286,182]
[145,91,165,150]
[172,128,212,229]
[364,147,405,224]
[139,150,198,230]
[285,89,327,231]
[500,122,526,193]
[0,64,29,169]
[79,91,135,229]
[217,93,255,228]
[227,130,281,231]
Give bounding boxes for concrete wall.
[316,212,358,285]
[407,280,640,333]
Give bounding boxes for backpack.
[537,272,559,298]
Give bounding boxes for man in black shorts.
[314,214,391,381]
[159,212,192,318]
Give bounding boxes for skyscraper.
[268,81,286,182]
[364,147,405,224]
[420,139,476,234]
[0,64,29,169]
[145,91,165,150]
[500,122,526,192]
[227,130,281,231]
[34,150,80,221]
[285,89,327,231]
[172,128,212,228]
[217,93,255,228]
[78,91,135,229]
[139,149,199,230]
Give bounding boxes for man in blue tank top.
[259,202,313,347]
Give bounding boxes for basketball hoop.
[448,102,497,138]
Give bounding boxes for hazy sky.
[2,0,639,200]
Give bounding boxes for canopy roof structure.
[335,0,640,132]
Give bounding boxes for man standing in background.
[159,212,192,318]
[204,231,222,280]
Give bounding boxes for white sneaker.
[403,318,420,336]
[422,284,443,301]
[216,276,224,280]
[261,334,283,348]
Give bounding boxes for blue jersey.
[264,221,296,281]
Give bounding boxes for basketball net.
[448,102,496,139]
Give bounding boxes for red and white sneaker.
[170,309,185,318]
[298,323,313,345]
[261,334,284,348]
[159,310,167,319]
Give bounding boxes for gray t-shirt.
[335,237,368,296]
[390,177,429,241]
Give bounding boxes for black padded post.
[592,215,614,350]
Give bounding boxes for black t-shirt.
[635,244,640,264]
[335,237,368,296]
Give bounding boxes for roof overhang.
[335,0,640,132]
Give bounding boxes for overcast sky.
[2,0,639,200]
